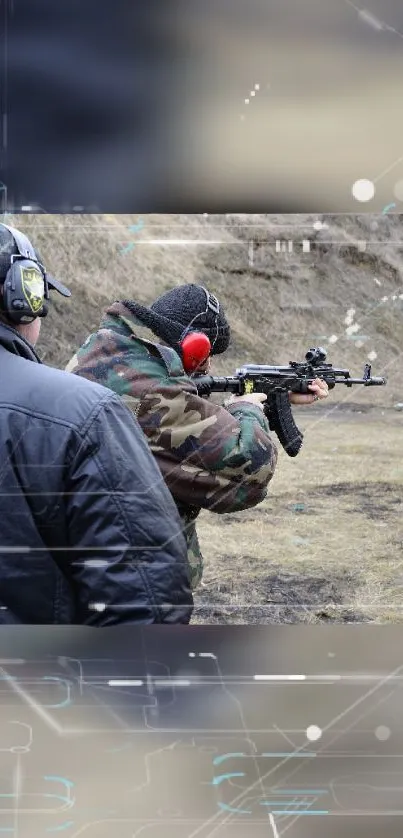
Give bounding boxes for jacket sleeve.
[63,393,193,625]
[126,382,278,514]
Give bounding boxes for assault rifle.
[193,347,386,457]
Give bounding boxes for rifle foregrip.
[264,391,304,457]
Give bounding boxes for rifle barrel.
[342,376,386,385]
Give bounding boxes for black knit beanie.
[121,284,231,355]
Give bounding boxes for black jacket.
[0,323,193,624]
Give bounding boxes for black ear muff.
[3,258,47,324]
[0,224,48,325]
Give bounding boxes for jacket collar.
[0,322,42,363]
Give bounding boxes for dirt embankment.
[10,212,403,407]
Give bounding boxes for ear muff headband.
[178,286,220,375]
[179,286,220,345]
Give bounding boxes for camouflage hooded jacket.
[66,302,278,589]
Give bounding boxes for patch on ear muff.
[20,266,45,316]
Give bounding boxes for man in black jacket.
[0,222,193,625]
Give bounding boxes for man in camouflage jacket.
[67,284,328,589]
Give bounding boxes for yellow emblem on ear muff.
[244,379,254,394]
[21,267,45,314]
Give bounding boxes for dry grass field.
[7,211,403,623]
[194,407,403,624]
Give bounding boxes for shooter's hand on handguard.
[288,377,329,405]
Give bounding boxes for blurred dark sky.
[2,0,403,211]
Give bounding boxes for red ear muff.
[180,331,211,374]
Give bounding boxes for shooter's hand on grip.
[224,392,268,411]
